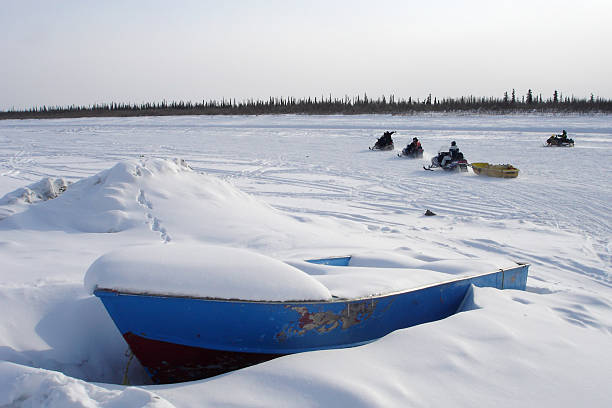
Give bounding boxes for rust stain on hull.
[276,300,377,341]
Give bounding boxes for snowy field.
[0,114,611,407]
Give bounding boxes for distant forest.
[2,89,612,119]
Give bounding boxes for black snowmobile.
[369,131,395,151]
[545,132,574,147]
[424,149,468,172]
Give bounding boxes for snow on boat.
[87,244,529,384]
[470,162,519,178]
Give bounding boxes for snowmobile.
[369,131,395,151]
[398,145,424,158]
[424,150,468,172]
[545,134,574,147]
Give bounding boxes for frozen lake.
[0,114,611,407]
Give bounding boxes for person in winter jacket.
[441,141,460,166]
[449,141,459,157]
[375,131,395,148]
[406,137,421,153]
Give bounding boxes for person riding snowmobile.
[373,131,395,149]
[405,137,421,154]
[426,141,467,171]
[547,130,574,146]
[441,141,460,166]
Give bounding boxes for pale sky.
[1,0,611,110]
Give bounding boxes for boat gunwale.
[93,263,529,305]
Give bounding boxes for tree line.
[2,90,611,119]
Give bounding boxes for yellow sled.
[470,162,519,178]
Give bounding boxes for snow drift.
[0,158,323,250]
[0,177,70,220]
[0,362,172,408]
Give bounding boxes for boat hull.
[122,331,284,383]
[95,263,528,383]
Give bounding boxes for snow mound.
[0,177,70,220]
[0,362,173,408]
[1,159,193,232]
[0,158,289,239]
[84,243,333,301]
[0,177,70,204]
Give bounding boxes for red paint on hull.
[123,332,284,384]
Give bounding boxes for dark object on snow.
[370,131,395,150]
[546,130,574,147]
[424,209,436,216]
[424,144,468,172]
[399,137,424,158]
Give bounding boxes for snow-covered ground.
[0,114,610,407]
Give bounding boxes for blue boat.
[93,255,529,384]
